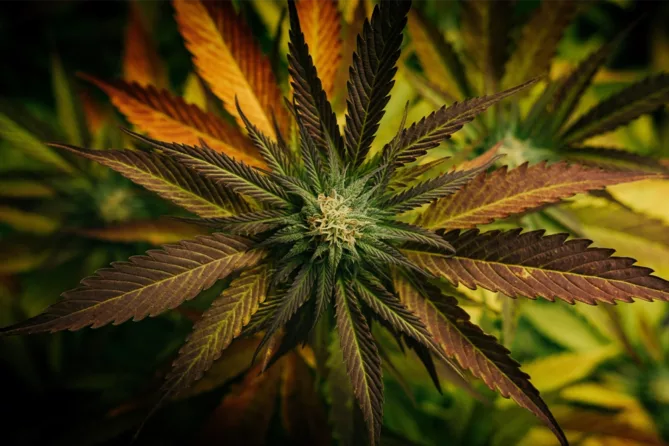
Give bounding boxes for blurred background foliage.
[0,0,668,445]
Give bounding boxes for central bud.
[308,190,367,247]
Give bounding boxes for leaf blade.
[408,229,669,305]
[394,274,567,446]
[0,235,264,334]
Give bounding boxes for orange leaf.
[82,75,262,166]
[297,0,342,99]
[123,2,168,89]
[174,0,289,137]
[196,360,283,446]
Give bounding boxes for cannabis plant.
[3,1,669,445]
[407,1,669,170]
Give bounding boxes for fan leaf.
[407,229,669,305]
[562,146,669,173]
[334,281,383,445]
[296,0,342,98]
[0,235,264,334]
[461,0,513,93]
[383,79,536,169]
[138,136,290,208]
[502,1,578,90]
[343,0,412,166]
[288,0,345,160]
[122,3,167,88]
[173,0,288,136]
[51,143,248,218]
[560,74,669,144]
[82,76,260,166]
[382,156,499,214]
[394,274,567,446]
[418,161,660,230]
[407,10,470,100]
[162,264,270,398]
[74,219,208,245]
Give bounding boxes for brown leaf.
[394,274,567,446]
[297,0,342,99]
[408,229,669,305]
[418,162,660,230]
[173,0,289,137]
[0,235,264,334]
[81,76,261,166]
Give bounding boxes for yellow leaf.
[0,114,73,173]
[173,0,289,137]
[297,0,342,99]
[83,75,262,166]
[0,206,59,234]
[182,72,208,111]
[518,346,619,394]
[122,1,168,89]
[609,179,669,225]
[74,219,209,245]
[0,180,54,199]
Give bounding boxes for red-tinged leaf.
[418,162,661,231]
[73,219,209,245]
[461,0,514,93]
[0,235,264,334]
[334,282,383,445]
[162,264,270,398]
[123,2,168,88]
[454,142,501,172]
[560,73,669,144]
[502,1,578,90]
[173,0,289,137]
[280,353,331,446]
[296,0,342,99]
[407,9,471,100]
[407,229,669,305]
[195,360,283,446]
[81,76,261,166]
[393,274,567,446]
[50,143,249,218]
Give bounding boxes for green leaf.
[381,79,536,170]
[560,74,669,144]
[334,281,383,445]
[343,0,411,166]
[394,275,567,446]
[0,206,60,234]
[162,264,270,398]
[326,330,356,446]
[408,229,669,305]
[0,113,73,173]
[381,155,499,214]
[52,143,248,218]
[0,235,264,334]
[562,146,669,173]
[52,54,89,146]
